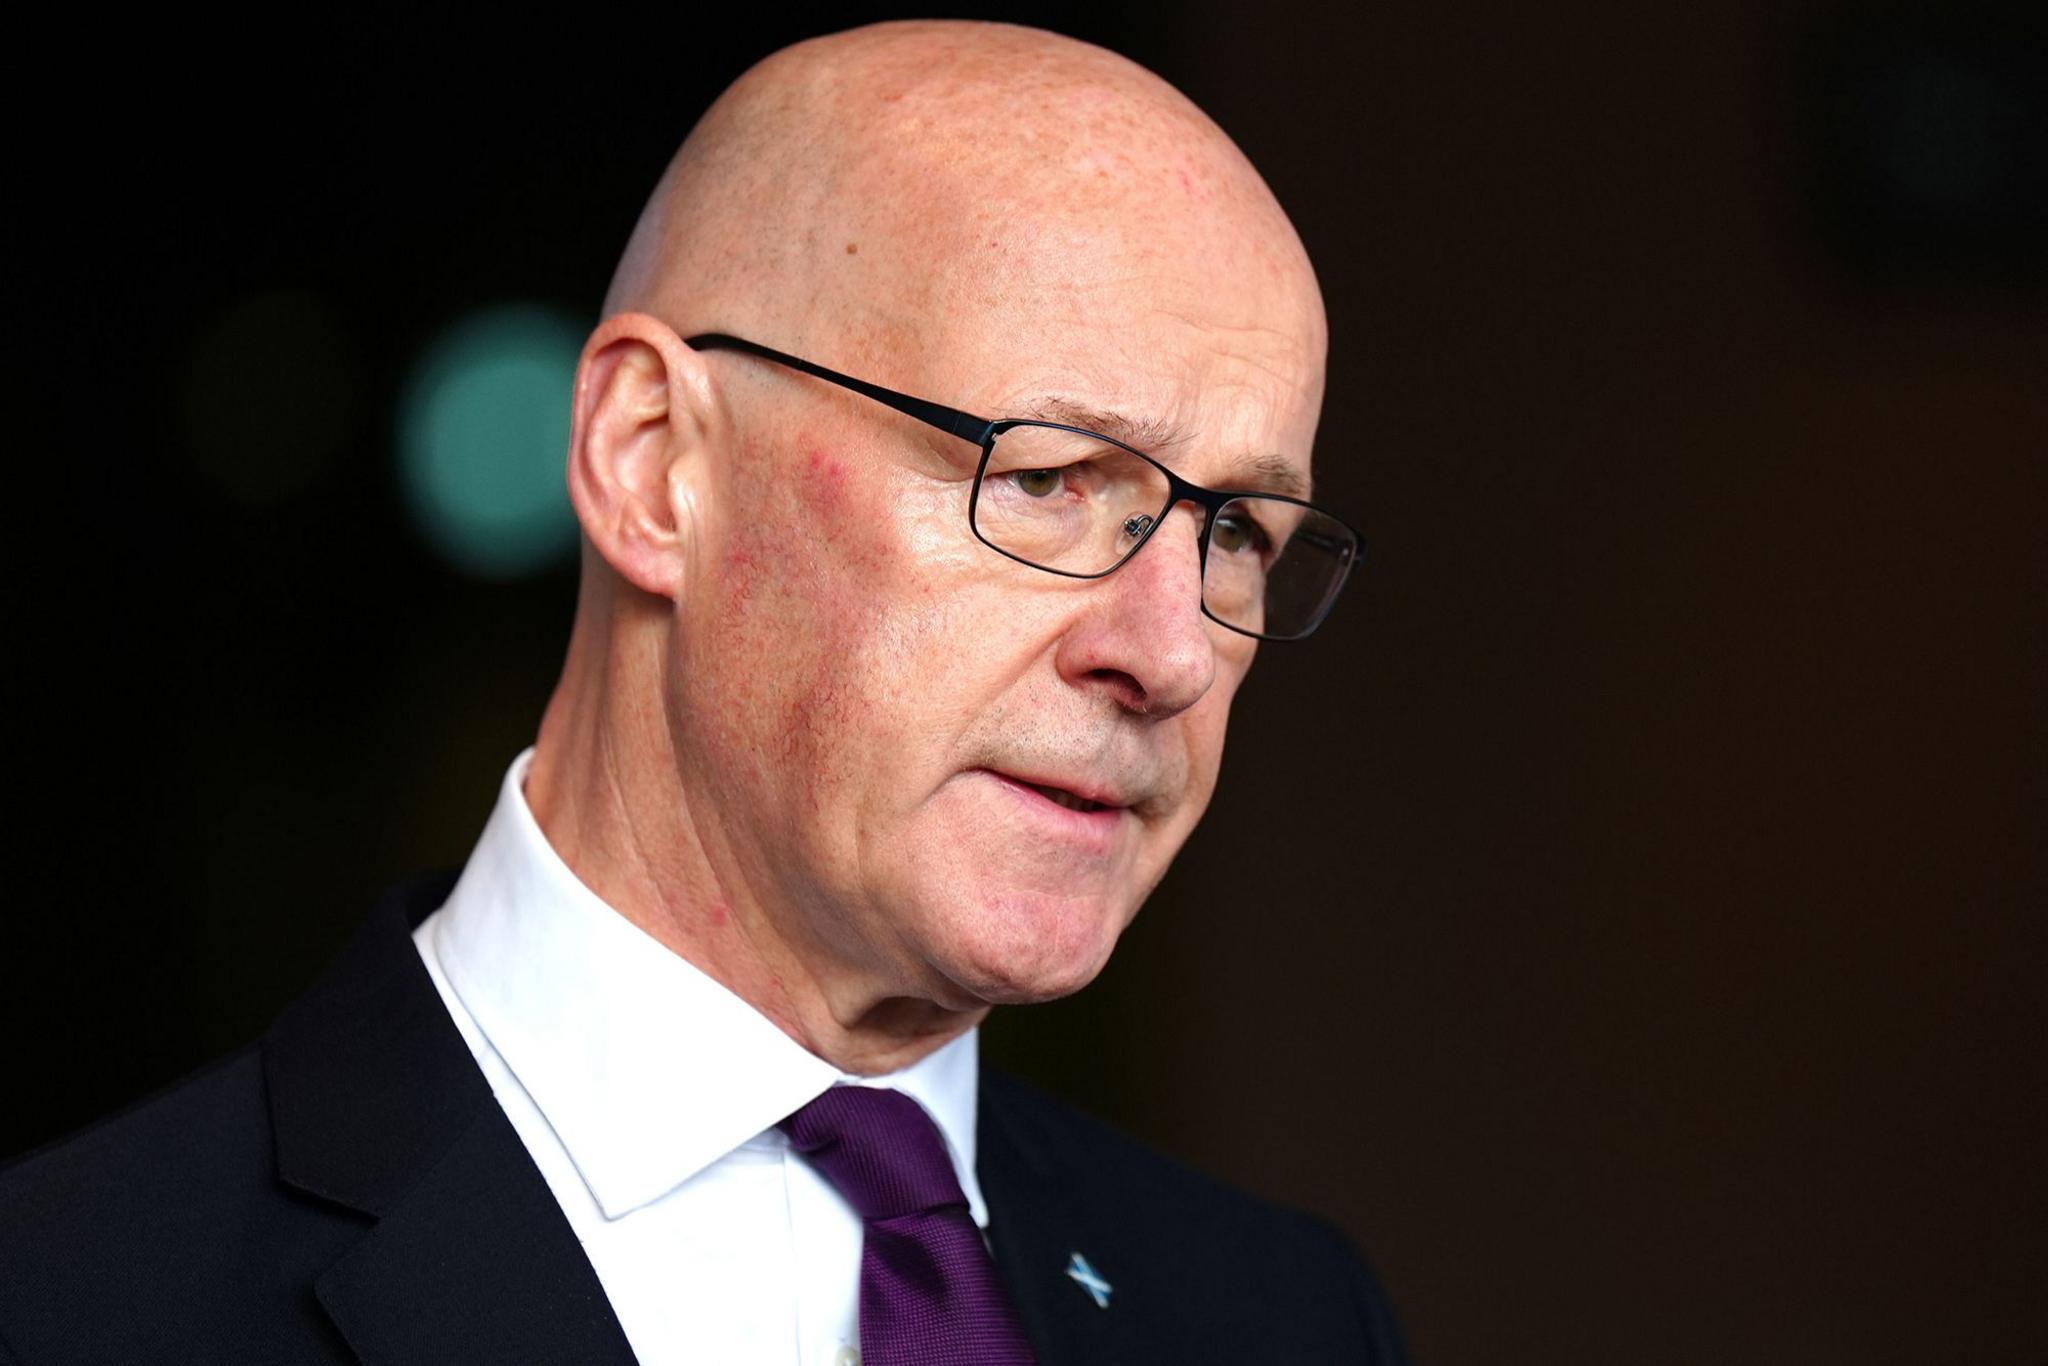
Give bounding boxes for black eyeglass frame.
[685,332,1361,641]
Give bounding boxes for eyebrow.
[1014,396,1313,500]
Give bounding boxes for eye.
[1210,509,1270,557]
[1010,468,1063,498]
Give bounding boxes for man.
[1,21,1403,1365]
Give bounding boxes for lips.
[1023,782,1105,814]
[978,768,1130,817]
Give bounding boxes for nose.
[1053,500,1217,717]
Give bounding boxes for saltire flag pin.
[1065,1250,1112,1308]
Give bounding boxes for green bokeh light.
[399,304,585,578]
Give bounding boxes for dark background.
[10,3,2044,1361]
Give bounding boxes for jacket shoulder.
[979,1067,1410,1364]
[3,1044,272,1244]
[0,1043,361,1363]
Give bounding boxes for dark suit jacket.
[0,874,1408,1364]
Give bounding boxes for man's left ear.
[564,311,722,600]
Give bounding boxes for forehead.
[936,223,1328,498]
[764,73,1328,486]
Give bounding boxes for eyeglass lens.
[973,423,1355,640]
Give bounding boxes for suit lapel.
[979,1076,1161,1366]
[313,1105,636,1366]
[264,876,636,1366]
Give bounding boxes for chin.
[932,888,1131,1006]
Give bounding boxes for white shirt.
[412,750,986,1366]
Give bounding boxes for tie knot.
[780,1086,968,1222]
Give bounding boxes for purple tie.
[781,1086,1037,1366]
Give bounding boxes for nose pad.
[1119,494,1213,570]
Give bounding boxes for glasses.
[687,333,1362,641]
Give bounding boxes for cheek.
[718,443,864,609]
[801,445,851,516]
[701,437,943,800]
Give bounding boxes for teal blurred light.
[398,304,585,578]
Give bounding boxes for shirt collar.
[431,749,985,1224]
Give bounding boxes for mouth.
[968,769,1136,859]
[978,769,1128,819]
[1022,781,1107,814]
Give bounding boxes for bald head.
[605,21,1323,381]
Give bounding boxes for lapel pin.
[1065,1250,1112,1308]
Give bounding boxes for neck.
[523,597,985,1075]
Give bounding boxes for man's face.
[667,197,1326,1014]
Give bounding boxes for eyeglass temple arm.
[686,333,995,446]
